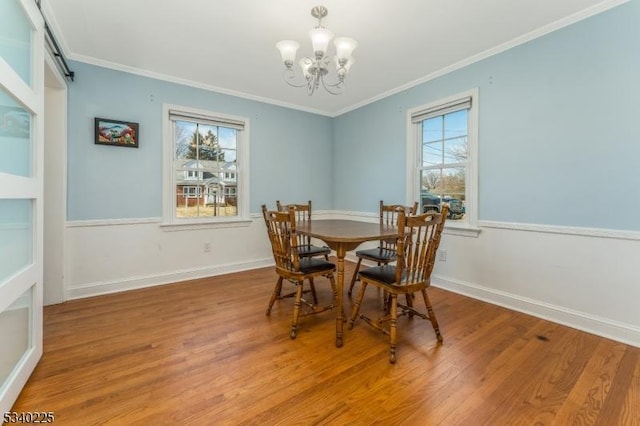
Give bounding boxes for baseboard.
[66,257,273,300]
[432,274,640,348]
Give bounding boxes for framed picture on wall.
[94,117,139,148]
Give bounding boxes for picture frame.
[94,117,139,148]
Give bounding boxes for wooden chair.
[347,201,418,296]
[261,205,338,339]
[348,206,448,363]
[276,200,331,261]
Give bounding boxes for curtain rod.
[35,0,75,81]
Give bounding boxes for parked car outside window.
[421,191,465,219]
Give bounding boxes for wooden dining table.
[296,219,399,347]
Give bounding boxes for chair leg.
[384,291,391,313]
[389,294,398,364]
[348,282,368,329]
[308,278,318,305]
[348,258,363,296]
[405,292,414,317]
[290,281,304,339]
[266,276,283,316]
[421,289,443,343]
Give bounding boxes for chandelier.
[276,6,358,96]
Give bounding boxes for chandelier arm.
[320,75,343,95]
[282,69,309,88]
[321,77,344,89]
[320,72,344,95]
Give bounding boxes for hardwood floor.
[12,260,640,425]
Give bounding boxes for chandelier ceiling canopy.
[276,6,358,96]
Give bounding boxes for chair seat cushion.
[299,257,335,274]
[298,244,331,257]
[359,265,398,285]
[355,247,397,262]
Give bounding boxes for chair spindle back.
[378,201,418,250]
[276,200,314,248]
[394,205,448,286]
[261,205,300,274]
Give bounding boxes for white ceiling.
[43,0,623,116]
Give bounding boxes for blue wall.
[334,1,640,230]
[68,1,640,230]
[66,62,333,220]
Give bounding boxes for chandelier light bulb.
[334,37,357,61]
[309,28,334,57]
[275,40,300,67]
[276,5,358,95]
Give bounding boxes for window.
[163,104,250,227]
[183,186,200,198]
[407,89,478,233]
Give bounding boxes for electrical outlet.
[438,250,447,262]
[204,242,211,253]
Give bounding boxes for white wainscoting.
[65,215,273,299]
[64,211,640,347]
[432,220,640,347]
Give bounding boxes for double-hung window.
[163,104,249,227]
[407,89,478,234]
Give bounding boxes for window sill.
[443,223,481,238]
[160,217,252,232]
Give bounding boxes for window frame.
[182,186,201,198]
[162,104,250,230]
[406,88,480,237]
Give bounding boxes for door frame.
[43,52,68,305]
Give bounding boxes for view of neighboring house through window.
[168,108,243,219]
[408,89,478,228]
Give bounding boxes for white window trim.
[406,88,480,237]
[161,103,250,230]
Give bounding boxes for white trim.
[329,210,640,241]
[162,104,250,229]
[44,51,68,306]
[160,218,252,232]
[66,217,162,228]
[432,274,640,348]
[37,1,333,117]
[75,54,335,117]
[406,88,479,230]
[479,220,640,241]
[40,0,628,118]
[0,58,38,113]
[334,0,630,116]
[65,214,640,242]
[0,266,38,314]
[66,257,273,300]
[442,225,481,238]
[0,174,38,198]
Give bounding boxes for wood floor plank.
[11,262,640,425]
